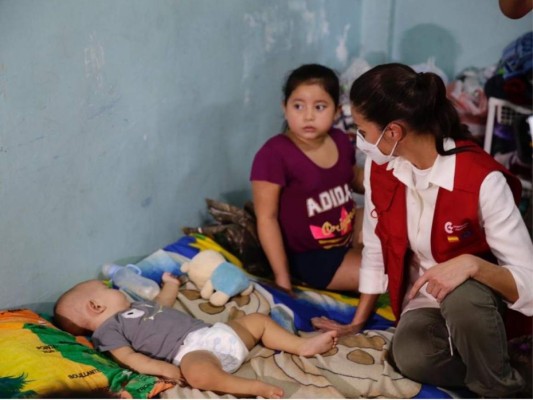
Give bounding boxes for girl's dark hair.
[349,63,473,155]
[283,64,340,107]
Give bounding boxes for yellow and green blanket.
[0,309,174,398]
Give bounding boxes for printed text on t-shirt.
[307,184,352,217]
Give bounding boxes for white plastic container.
[102,263,160,300]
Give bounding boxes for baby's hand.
[159,362,185,386]
[170,367,185,387]
[161,272,181,286]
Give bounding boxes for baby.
[54,272,337,398]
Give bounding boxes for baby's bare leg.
[227,313,337,356]
[180,350,283,399]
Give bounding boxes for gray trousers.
[390,279,525,397]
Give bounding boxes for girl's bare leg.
[180,350,283,399]
[326,247,361,292]
[227,313,337,356]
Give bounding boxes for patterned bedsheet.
[160,275,453,399]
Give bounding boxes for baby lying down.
[54,272,337,399]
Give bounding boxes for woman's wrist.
[462,254,481,280]
[349,321,365,331]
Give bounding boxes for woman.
[312,63,532,397]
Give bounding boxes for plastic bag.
[182,199,272,279]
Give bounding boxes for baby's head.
[54,280,131,335]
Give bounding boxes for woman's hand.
[408,254,478,303]
[311,316,365,337]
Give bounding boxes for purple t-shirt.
[250,128,356,253]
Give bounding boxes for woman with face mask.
[312,63,532,398]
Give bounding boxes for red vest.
[370,141,528,337]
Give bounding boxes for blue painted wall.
[0,0,530,309]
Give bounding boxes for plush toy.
[181,250,254,306]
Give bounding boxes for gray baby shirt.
[92,300,210,362]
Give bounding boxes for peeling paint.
[288,0,329,45]
[242,2,330,83]
[84,34,105,90]
[336,25,351,66]
[242,1,330,51]
[243,6,284,53]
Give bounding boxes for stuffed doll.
[181,250,254,306]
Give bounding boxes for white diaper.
[173,322,249,373]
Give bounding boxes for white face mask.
[356,126,398,165]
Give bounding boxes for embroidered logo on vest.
[444,221,472,242]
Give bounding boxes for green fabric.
[25,323,161,398]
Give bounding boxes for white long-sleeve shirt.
[359,139,533,316]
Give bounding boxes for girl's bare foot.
[298,330,338,357]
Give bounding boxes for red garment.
[369,141,528,337]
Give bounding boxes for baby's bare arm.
[110,346,184,385]
[154,272,181,307]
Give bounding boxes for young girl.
[315,62,532,397]
[250,64,365,333]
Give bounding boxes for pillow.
[0,309,175,398]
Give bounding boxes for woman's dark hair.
[349,63,472,155]
[283,64,340,107]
